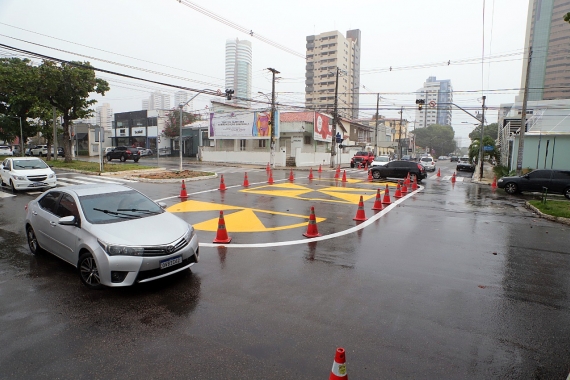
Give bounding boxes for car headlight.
[11,174,26,181]
[98,240,144,256]
[186,226,195,242]
[498,178,503,183]
[48,173,55,179]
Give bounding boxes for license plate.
[30,182,47,187]
[160,255,182,269]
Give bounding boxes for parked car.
[350,151,375,168]
[370,155,390,167]
[419,156,436,172]
[0,157,57,191]
[450,156,459,162]
[136,147,153,156]
[24,184,200,288]
[106,146,140,162]
[29,145,55,157]
[456,156,475,172]
[369,160,427,182]
[0,145,13,156]
[401,155,412,161]
[104,146,116,155]
[12,145,21,156]
[497,169,570,199]
[57,147,65,157]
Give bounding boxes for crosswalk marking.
[0,191,16,198]
[74,176,137,183]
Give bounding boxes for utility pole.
[52,107,57,160]
[424,90,428,128]
[398,107,403,158]
[479,95,486,180]
[268,68,280,168]
[374,93,379,155]
[516,48,532,175]
[330,67,340,168]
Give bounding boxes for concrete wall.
[202,149,286,167]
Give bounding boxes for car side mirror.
[523,174,530,179]
[158,202,168,209]
[59,215,77,226]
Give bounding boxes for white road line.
[74,176,133,184]
[56,178,92,185]
[0,191,16,198]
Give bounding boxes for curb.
[525,202,570,226]
[124,173,218,183]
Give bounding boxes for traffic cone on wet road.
[318,164,323,173]
[412,176,418,190]
[492,176,497,189]
[329,347,348,380]
[451,172,456,183]
[268,169,274,184]
[308,168,314,180]
[334,167,340,179]
[353,195,368,221]
[367,170,373,182]
[219,174,226,191]
[372,188,383,211]
[401,180,408,194]
[243,172,249,187]
[213,211,232,244]
[394,181,403,198]
[437,168,441,177]
[382,184,391,204]
[303,206,322,238]
[404,173,411,187]
[342,170,347,183]
[266,162,270,172]
[289,169,295,182]
[357,162,361,169]
[179,180,188,200]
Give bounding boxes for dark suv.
[106,146,140,162]
[369,160,427,182]
[497,169,570,199]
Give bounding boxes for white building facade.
[225,38,252,108]
[142,92,171,111]
[96,103,113,130]
[174,91,194,112]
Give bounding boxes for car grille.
[136,254,197,282]
[27,175,48,182]
[141,236,189,256]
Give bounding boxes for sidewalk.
[471,162,496,186]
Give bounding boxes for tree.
[468,122,498,141]
[162,108,200,138]
[38,61,109,162]
[564,12,570,23]
[468,136,498,164]
[413,124,457,157]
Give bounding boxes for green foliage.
[413,124,456,158]
[468,136,498,164]
[565,12,570,23]
[469,123,498,141]
[528,200,570,219]
[493,165,515,178]
[163,109,200,138]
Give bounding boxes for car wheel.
[9,180,17,193]
[120,155,126,162]
[26,226,43,255]
[372,171,381,180]
[106,154,112,162]
[504,182,519,195]
[78,252,104,289]
[564,187,570,200]
[350,163,354,168]
[134,158,139,163]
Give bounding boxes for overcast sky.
[0,0,529,146]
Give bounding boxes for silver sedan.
[24,184,199,289]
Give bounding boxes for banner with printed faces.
[314,113,332,142]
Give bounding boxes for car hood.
[498,175,523,181]
[88,212,189,246]
[13,168,55,176]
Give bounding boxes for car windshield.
[12,159,49,169]
[420,157,432,162]
[356,152,367,156]
[79,190,164,224]
[375,156,389,162]
[460,157,469,162]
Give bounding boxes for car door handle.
[49,221,57,227]
[32,211,38,216]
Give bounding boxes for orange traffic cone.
[357,162,361,169]
[308,168,314,180]
[334,166,340,179]
[289,169,295,182]
[219,174,226,191]
[394,181,403,198]
[243,172,249,187]
[491,176,497,189]
[401,180,408,194]
[362,161,368,170]
[381,184,391,204]
[437,168,441,177]
[404,173,411,187]
[353,195,368,221]
[372,188,383,210]
[342,170,347,183]
[268,169,274,184]
[336,165,341,175]
[318,164,322,173]
[367,170,373,182]
[451,172,456,183]
[179,179,188,199]
[412,176,418,190]
[213,210,232,244]
[329,347,348,380]
[303,206,322,238]
[266,162,270,172]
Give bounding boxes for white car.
[370,155,390,167]
[419,156,436,172]
[29,145,55,157]
[0,145,13,156]
[0,157,57,191]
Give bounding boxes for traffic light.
[339,144,344,149]
[415,99,425,110]
[225,89,234,100]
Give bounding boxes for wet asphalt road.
[1,161,569,379]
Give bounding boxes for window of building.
[240,139,246,151]
[304,135,311,145]
[258,140,266,148]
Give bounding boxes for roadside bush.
[493,165,514,178]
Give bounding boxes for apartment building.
[415,76,453,129]
[225,38,252,107]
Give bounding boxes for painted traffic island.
[125,169,217,183]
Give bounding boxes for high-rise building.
[305,29,361,119]
[96,103,113,130]
[519,0,570,101]
[225,38,252,107]
[415,76,453,129]
[174,91,194,112]
[142,92,171,111]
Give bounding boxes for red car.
[350,151,375,168]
